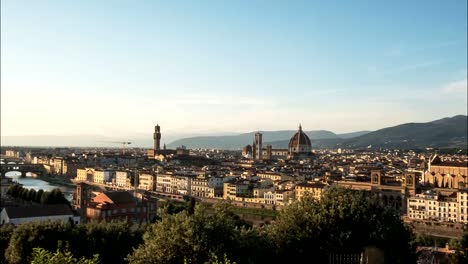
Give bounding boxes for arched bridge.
[0,164,47,177]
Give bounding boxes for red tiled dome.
[288,124,312,153]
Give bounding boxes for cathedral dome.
[288,124,312,154]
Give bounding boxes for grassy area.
[37,175,75,188]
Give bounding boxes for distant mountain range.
[168,115,467,150]
[332,115,467,150]
[2,115,466,150]
[167,130,360,150]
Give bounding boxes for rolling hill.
[168,115,467,150]
[167,130,340,150]
[337,115,467,149]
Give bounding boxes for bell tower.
[254,132,263,160]
[154,124,161,151]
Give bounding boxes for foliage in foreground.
[3,221,143,264]
[31,248,99,264]
[128,187,415,263]
[128,202,267,264]
[1,187,417,264]
[266,187,416,263]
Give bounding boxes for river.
[5,171,75,202]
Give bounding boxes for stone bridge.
[0,164,47,177]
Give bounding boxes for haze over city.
[1,0,467,143]
[1,1,468,263]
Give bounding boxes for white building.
[407,191,466,223]
[174,176,192,196]
[191,176,211,198]
[457,190,468,223]
[156,173,174,193]
[115,171,130,188]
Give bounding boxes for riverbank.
[36,175,76,188]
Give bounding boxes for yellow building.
[223,182,250,199]
[92,170,112,184]
[138,173,155,191]
[76,168,94,182]
[295,182,326,201]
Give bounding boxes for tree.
[128,203,256,264]
[186,197,196,215]
[5,221,142,264]
[20,188,29,201]
[0,225,14,264]
[448,231,468,263]
[35,189,44,203]
[28,189,37,202]
[266,187,416,263]
[49,189,68,205]
[7,184,21,198]
[40,192,51,204]
[71,221,143,264]
[5,221,74,264]
[30,248,99,264]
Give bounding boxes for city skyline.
[1,0,467,138]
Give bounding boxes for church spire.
[299,123,302,131]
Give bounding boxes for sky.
[1,0,467,141]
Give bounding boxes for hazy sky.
[1,0,467,138]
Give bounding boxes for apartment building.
[407,190,468,223]
[76,168,94,182]
[116,171,130,188]
[156,173,174,193]
[191,175,211,198]
[93,170,113,184]
[138,173,155,191]
[295,182,327,201]
[223,181,250,199]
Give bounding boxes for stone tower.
[254,132,262,160]
[154,124,161,152]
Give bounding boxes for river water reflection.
[5,171,74,202]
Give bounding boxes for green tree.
[448,232,468,263]
[5,221,74,264]
[40,192,51,204]
[186,197,196,215]
[71,221,143,264]
[20,188,29,201]
[35,189,44,203]
[266,187,416,263]
[0,225,14,264]
[8,184,22,198]
[30,248,99,264]
[4,221,142,264]
[49,189,68,205]
[28,189,37,202]
[128,203,256,264]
